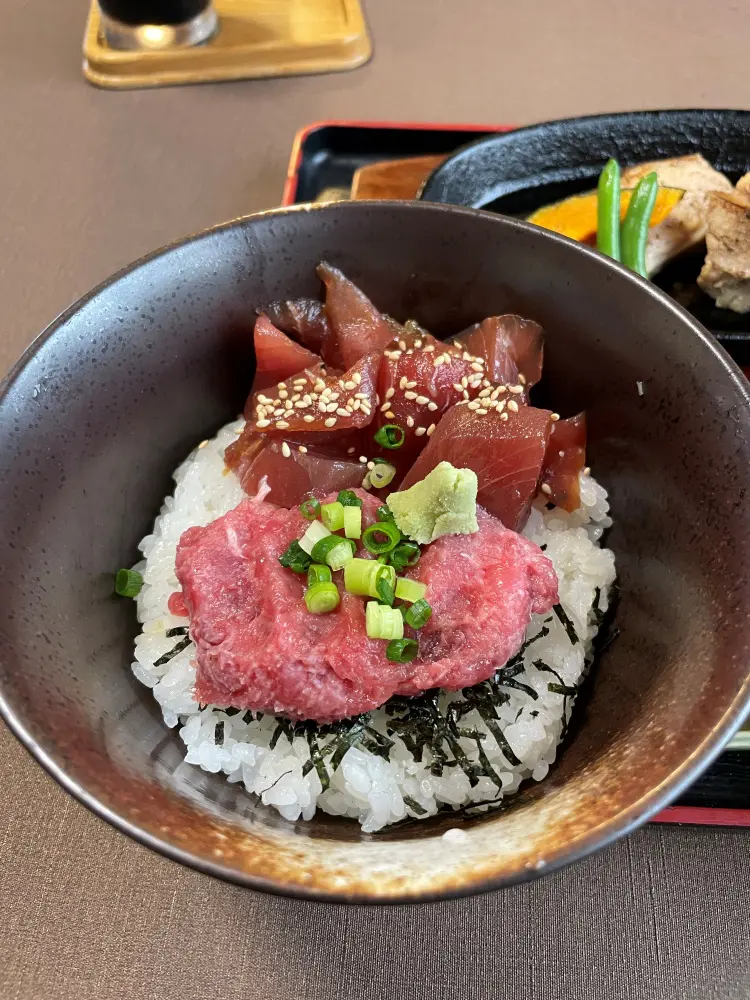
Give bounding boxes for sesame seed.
[273,408,285,418]
[461,376,468,388]
[496,399,506,411]
[324,417,336,428]
[426,423,436,436]
[290,393,301,403]
[476,408,488,415]
[541,483,552,496]
[380,401,391,412]
[467,400,481,410]
[348,447,356,454]
[328,391,340,401]
[361,474,371,489]
[423,344,435,352]
[500,412,509,421]
[433,356,445,368]
[302,394,312,406]
[278,382,287,389]
[386,387,396,399]
[279,390,288,399]
[298,445,308,453]
[281,442,291,458]
[367,461,375,470]
[518,374,527,385]
[558,450,565,458]
[399,376,408,390]
[318,400,327,413]
[583,466,591,476]
[385,410,395,419]
[344,380,356,390]
[313,379,326,392]
[496,385,507,393]
[551,412,560,422]
[345,402,354,412]
[354,392,368,400]
[257,394,272,404]
[352,399,361,411]
[198,440,209,449]
[404,391,418,401]
[478,388,492,398]
[303,414,315,423]
[256,419,270,428]
[470,362,484,372]
[361,405,372,416]
[415,426,426,437]
[427,401,438,411]
[406,415,415,427]
[284,400,294,410]
[406,380,418,389]
[414,339,423,348]
[336,408,349,417]
[352,372,362,385]
[415,395,430,406]
[452,383,463,393]
[507,400,519,412]
[509,385,524,394]
[326,402,338,413]
[338,380,346,390]
[462,389,470,400]
[490,387,503,400]
[275,420,290,429]
[398,339,407,351]
[462,352,473,362]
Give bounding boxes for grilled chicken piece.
[697,190,750,313]
[621,155,734,275]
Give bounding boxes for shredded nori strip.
[403,795,428,816]
[548,682,578,696]
[553,603,579,644]
[500,677,539,700]
[214,721,224,745]
[153,634,192,666]
[166,626,189,638]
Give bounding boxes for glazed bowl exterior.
[1,201,749,902]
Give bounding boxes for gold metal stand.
[83,0,372,89]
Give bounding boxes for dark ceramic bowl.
[1,201,749,902]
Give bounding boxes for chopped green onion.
[377,554,390,564]
[390,541,420,570]
[114,568,143,598]
[344,558,395,598]
[403,598,432,629]
[307,563,332,587]
[365,601,404,640]
[298,519,331,555]
[278,541,312,574]
[321,501,345,532]
[373,423,405,449]
[394,578,427,604]
[386,638,418,663]
[362,521,401,555]
[376,504,395,522]
[299,498,321,520]
[311,536,355,571]
[337,490,362,508]
[370,462,397,489]
[343,505,362,539]
[376,574,395,607]
[304,581,340,614]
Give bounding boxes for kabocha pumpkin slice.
[527,187,684,243]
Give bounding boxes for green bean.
[596,158,621,261]
[620,171,659,277]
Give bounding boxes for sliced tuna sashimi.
[541,413,586,512]
[452,314,544,389]
[318,262,396,369]
[244,352,380,435]
[370,323,499,481]
[397,507,558,695]
[400,402,553,531]
[252,314,321,392]
[175,492,557,721]
[225,427,366,506]
[259,298,331,355]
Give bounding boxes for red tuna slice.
[176,491,417,722]
[397,508,558,695]
[318,261,396,369]
[252,314,321,392]
[453,315,544,389]
[541,413,586,512]
[400,401,553,531]
[259,298,331,356]
[175,493,557,721]
[244,352,380,435]
[371,325,497,481]
[225,428,366,506]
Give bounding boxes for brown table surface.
[2,1,750,997]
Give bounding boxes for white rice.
[133,419,616,832]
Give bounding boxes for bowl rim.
[418,107,750,206]
[1,198,750,903]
